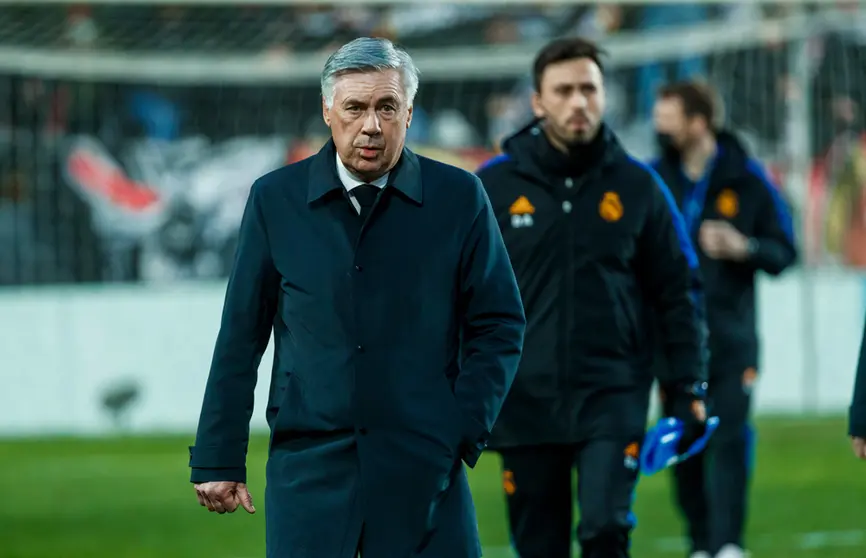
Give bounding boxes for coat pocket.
[435,373,469,453]
[601,269,640,353]
[571,265,633,359]
[414,459,462,555]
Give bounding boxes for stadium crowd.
[1,2,866,286]
[1,3,754,53]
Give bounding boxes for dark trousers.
[664,366,755,554]
[499,438,640,558]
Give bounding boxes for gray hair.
[321,37,420,109]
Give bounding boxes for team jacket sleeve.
[456,176,526,468]
[850,312,866,438]
[637,171,709,386]
[745,160,798,275]
[188,180,280,483]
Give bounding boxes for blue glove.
[640,415,720,475]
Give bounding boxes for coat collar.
[307,139,423,205]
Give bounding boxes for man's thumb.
[690,400,707,423]
[237,484,256,514]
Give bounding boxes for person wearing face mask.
[475,38,710,558]
[650,81,798,558]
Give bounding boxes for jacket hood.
[657,129,752,181]
[500,118,545,159]
[714,130,752,177]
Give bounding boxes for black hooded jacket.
[651,131,797,375]
[476,121,707,447]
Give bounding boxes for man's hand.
[690,399,708,423]
[662,382,709,454]
[194,481,256,514]
[852,437,866,460]
[699,220,749,261]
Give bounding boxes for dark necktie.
[353,184,380,220]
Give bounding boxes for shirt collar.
[335,153,388,192]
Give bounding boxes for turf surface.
[2,416,864,558]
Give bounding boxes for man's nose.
[570,93,588,110]
[361,110,382,135]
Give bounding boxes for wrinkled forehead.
[332,69,406,105]
[540,58,602,92]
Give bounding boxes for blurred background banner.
[6,1,866,285]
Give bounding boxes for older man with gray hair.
[188,37,526,558]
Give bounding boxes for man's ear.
[322,97,331,127]
[530,92,545,120]
[406,105,413,129]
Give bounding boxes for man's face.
[653,97,697,152]
[531,57,605,147]
[323,69,412,181]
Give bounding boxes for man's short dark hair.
[532,37,606,92]
[658,81,720,128]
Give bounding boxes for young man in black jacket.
[651,81,798,558]
[475,38,709,558]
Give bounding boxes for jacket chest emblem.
[715,188,739,218]
[509,195,536,228]
[599,191,624,223]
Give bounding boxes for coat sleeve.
[636,169,709,387]
[743,159,798,275]
[188,180,280,483]
[455,176,526,468]
[850,313,866,438]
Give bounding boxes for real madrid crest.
[599,191,623,223]
[715,188,739,219]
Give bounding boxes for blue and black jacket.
[476,120,707,447]
[651,131,797,376]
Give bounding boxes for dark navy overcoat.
[189,139,526,558]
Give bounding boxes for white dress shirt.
[336,154,388,214]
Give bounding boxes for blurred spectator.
[405,106,431,147]
[64,5,99,48]
[127,90,181,141]
[429,109,478,149]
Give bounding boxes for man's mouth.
[358,147,381,158]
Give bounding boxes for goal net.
[0,1,863,284]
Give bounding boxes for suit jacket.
[188,139,526,556]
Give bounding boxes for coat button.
[354,265,363,272]
[356,345,364,352]
[358,427,368,435]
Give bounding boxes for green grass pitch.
[1,416,864,558]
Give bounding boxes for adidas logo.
[509,196,535,228]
